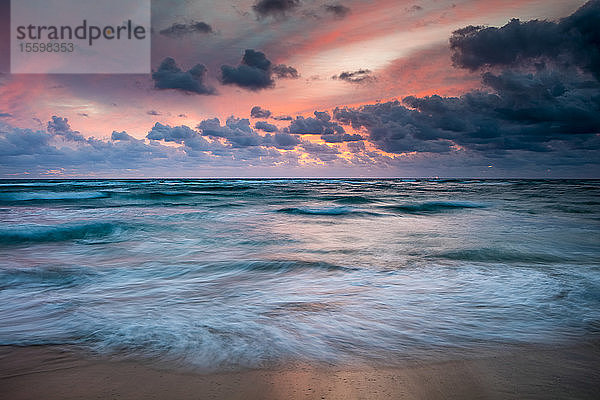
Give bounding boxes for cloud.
[323,0,600,171]
[324,4,351,19]
[221,49,298,90]
[152,57,215,95]
[321,133,363,143]
[255,120,279,132]
[159,21,213,37]
[332,69,375,83]
[334,67,600,155]
[221,50,274,90]
[0,112,12,118]
[334,101,454,154]
[272,64,300,79]
[111,131,136,141]
[47,116,86,142]
[287,111,359,142]
[270,132,301,149]
[147,122,198,144]
[0,125,53,157]
[250,106,272,118]
[199,117,259,147]
[449,0,600,79]
[147,110,161,116]
[347,141,366,154]
[300,140,341,161]
[0,116,304,177]
[0,119,177,176]
[407,5,423,13]
[253,0,300,18]
[147,122,219,152]
[198,117,300,150]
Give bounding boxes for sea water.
[0,179,599,369]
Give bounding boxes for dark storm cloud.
[221,50,274,90]
[242,49,272,70]
[152,57,215,95]
[332,69,375,83]
[221,49,298,90]
[334,68,600,154]
[159,21,213,38]
[255,121,279,132]
[324,4,351,18]
[253,0,300,18]
[449,0,600,79]
[334,100,455,154]
[329,0,600,164]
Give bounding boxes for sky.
[0,0,599,178]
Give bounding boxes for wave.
[0,265,99,289]
[549,204,598,214]
[192,260,359,276]
[0,222,127,245]
[383,201,486,214]
[0,191,108,202]
[118,190,240,200]
[185,184,252,191]
[436,248,568,264]
[276,206,378,216]
[329,195,376,205]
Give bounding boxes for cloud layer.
[331,1,600,170]
[450,0,600,79]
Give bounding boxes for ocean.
[0,179,599,370]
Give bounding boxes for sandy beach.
[1,341,599,400]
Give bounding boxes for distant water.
[1,179,599,369]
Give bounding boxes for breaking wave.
[277,206,378,216]
[0,191,108,202]
[382,201,486,214]
[0,222,128,244]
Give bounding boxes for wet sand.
[1,341,599,399]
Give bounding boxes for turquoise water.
[0,179,599,369]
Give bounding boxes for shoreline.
[1,341,599,399]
